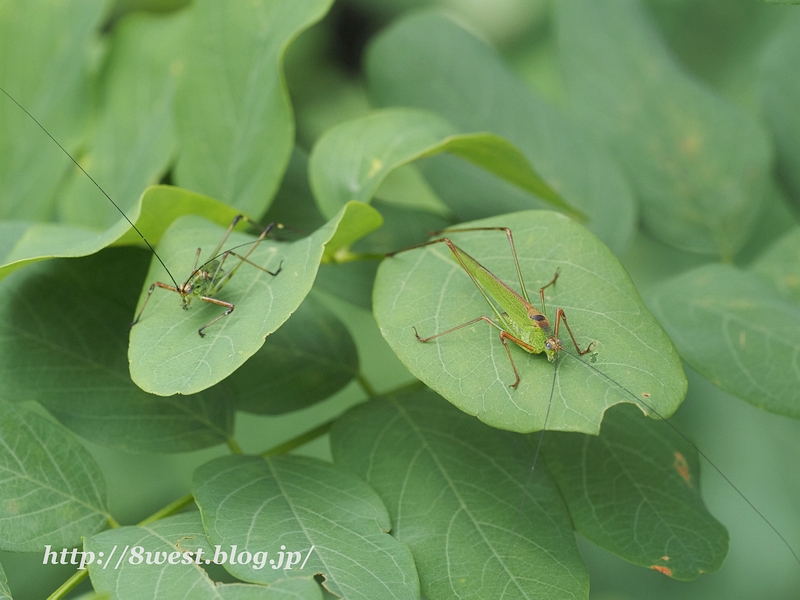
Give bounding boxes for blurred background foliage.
[1,0,799,598]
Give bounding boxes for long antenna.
[559,347,800,566]
[0,86,179,289]
[514,351,558,523]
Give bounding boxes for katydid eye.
[531,314,545,322]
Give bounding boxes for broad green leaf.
[0,562,9,600]
[556,0,771,258]
[760,13,800,206]
[0,0,104,220]
[0,398,109,552]
[314,262,379,311]
[86,513,322,599]
[374,211,687,434]
[732,178,798,265]
[541,403,728,580]
[750,226,800,303]
[647,264,800,418]
[309,108,582,220]
[316,200,451,310]
[646,0,790,98]
[230,294,358,414]
[0,186,243,281]
[0,248,233,453]
[262,148,326,234]
[330,389,589,600]
[129,201,381,396]
[365,12,637,255]
[174,0,333,217]
[58,11,188,229]
[192,454,419,598]
[352,199,451,255]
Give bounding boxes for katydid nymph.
[130,214,283,337]
[387,226,595,388]
[1,85,283,338]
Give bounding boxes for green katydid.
[130,214,283,337]
[387,226,595,388]
[0,85,284,338]
[387,225,800,569]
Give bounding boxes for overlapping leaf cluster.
[1,1,799,599]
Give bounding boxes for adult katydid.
[387,226,595,388]
[386,224,800,569]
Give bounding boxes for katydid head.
[544,336,562,362]
[177,281,194,309]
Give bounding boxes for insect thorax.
[505,316,548,355]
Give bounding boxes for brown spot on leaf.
[674,452,692,487]
[642,392,651,398]
[652,565,672,577]
[680,134,702,155]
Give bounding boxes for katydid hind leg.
[414,315,539,388]
[390,237,510,328]
[449,227,530,305]
[419,226,532,305]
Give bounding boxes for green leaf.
[129,201,381,396]
[262,148,326,234]
[365,12,637,255]
[541,403,728,580]
[0,186,243,282]
[174,0,333,216]
[58,11,188,229]
[86,513,322,599]
[192,454,420,598]
[330,389,589,600]
[0,0,104,220]
[352,199,451,256]
[647,264,800,418]
[0,562,9,600]
[313,262,379,311]
[230,294,358,414]
[759,13,800,206]
[374,211,687,434]
[750,226,800,303]
[0,248,234,453]
[0,399,109,552]
[309,108,582,220]
[556,0,771,258]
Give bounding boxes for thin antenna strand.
[0,86,179,289]
[560,347,800,567]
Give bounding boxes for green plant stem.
[137,493,196,527]
[46,380,422,599]
[357,372,379,398]
[324,248,385,264]
[47,570,88,600]
[260,420,335,458]
[227,436,244,454]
